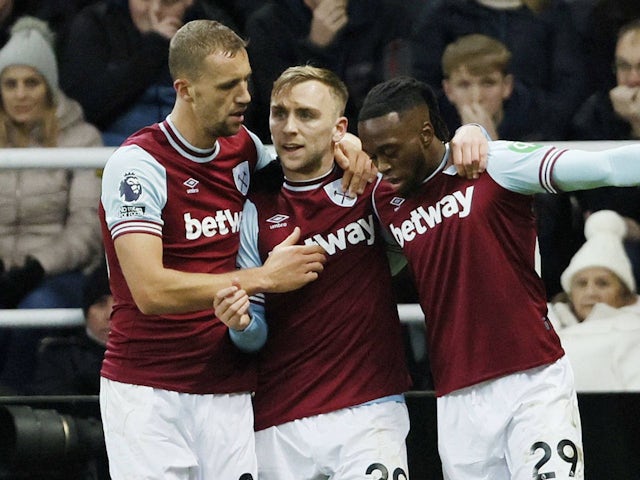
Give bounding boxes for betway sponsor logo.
[184,211,241,240]
[304,215,375,255]
[390,186,474,247]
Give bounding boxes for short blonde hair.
[442,34,511,79]
[272,65,349,116]
[168,20,247,81]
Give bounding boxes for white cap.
[560,210,635,293]
[0,16,58,96]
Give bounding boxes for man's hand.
[149,0,188,40]
[334,140,377,197]
[262,227,326,292]
[214,281,251,331]
[610,85,640,123]
[449,124,489,179]
[308,0,348,48]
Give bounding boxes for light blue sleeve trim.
[228,308,267,352]
[229,198,267,352]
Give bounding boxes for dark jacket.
[59,0,237,146]
[244,0,413,142]
[30,334,106,395]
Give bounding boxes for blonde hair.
[168,20,247,81]
[442,34,512,79]
[0,74,58,147]
[272,65,349,116]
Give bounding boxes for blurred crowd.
[0,0,639,394]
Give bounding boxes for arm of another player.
[335,133,377,197]
[114,226,325,315]
[449,123,490,179]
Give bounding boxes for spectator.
[440,33,547,140]
[29,259,112,396]
[571,19,640,140]
[0,16,103,392]
[410,0,588,140]
[59,0,238,146]
[570,18,640,284]
[243,0,413,143]
[549,210,640,391]
[581,0,640,94]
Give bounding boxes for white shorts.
[437,356,584,480]
[100,378,257,480]
[255,400,410,480]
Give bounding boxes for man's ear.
[420,121,435,147]
[332,116,349,143]
[174,78,194,102]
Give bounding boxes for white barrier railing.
[0,140,635,328]
[0,305,425,328]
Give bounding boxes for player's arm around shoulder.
[449,123,490,179]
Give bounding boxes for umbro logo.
[267,214,289,229]
[391,197,405,211]
[184,178,199,194]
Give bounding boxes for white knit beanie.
[0,16,59,95]
[560,210,636,293]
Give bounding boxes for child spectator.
[411,0,588,140]
[440,33,548,141]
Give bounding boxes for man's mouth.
[281,143,303,152]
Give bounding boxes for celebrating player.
[356,76,640,480]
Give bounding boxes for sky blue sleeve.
[552,144,640,191]
[100,145,167,231]
[228,199,267,352]
[486,141,640,195]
